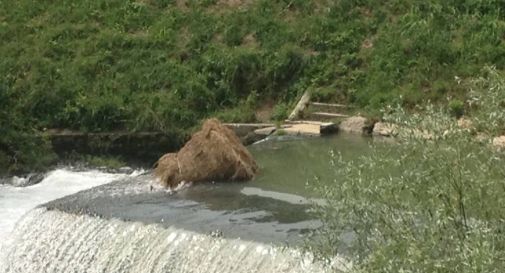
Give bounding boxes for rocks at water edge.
[0,173,45,187]
[339,116,373,135]
[372,122,398,137]
[154,119,258,188]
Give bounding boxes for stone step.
[284,120,338,134]
[282,123,321,136]
[306,112,350,122]
[309,102,349,108]
[312,112,350,118]
[253,126,277,136]
[251,121,339,138]
[284,120,332,125]
[224,123,275,137]
[308,102,351,113]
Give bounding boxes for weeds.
[468,67,505,135]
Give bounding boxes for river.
[0,134,370,272]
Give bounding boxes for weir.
[39,174,320,244]
[0,174,338,272]
[0,208,329,273]
[0,135,366,272]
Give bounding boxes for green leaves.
[310,100,505,272]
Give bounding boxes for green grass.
[0,0,504,173]
[81,155,127,170]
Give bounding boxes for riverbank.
[1,0,503,174]
[2,109,505,272]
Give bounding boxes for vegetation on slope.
[0,0,504,172]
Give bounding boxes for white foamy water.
[0,168,350,272]
[0,208,335,273]
[0,169,135,249]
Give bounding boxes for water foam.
[0,208,333,273]
[0,169,135,249]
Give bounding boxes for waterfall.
[0,208,335,273]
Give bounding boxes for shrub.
[84,155,126,170]
[214,106,256,123]
[311,87,337,102]
[308,102,505,273]
[448,99,465,118]
[271,102,290,121]
[468,67,505,135]
[0,84,56,175]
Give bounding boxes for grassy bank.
[0,0,504,173]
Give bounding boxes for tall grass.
[0,0,504,172]
[0,84,56,174]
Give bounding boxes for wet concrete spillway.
[43,174,319,244]
[0,135,370,272]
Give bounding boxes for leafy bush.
[271,102,290,121]
[311,87,337,102]
[448,99,465,118]
[308,71,505,272]
[0,84,56,174]
[214,105,256,123]
[84,155,126,170]
[309,103,505,272]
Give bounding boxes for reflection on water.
[250,134,372,196]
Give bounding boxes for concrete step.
[309,102,348,108]
[284,120,338,134]
[285,120,333,126]
[282,123,321,136]
[224,123,275,137]
[250,121,339,137]
[306,112,350,122]
[312,112,350,118]
[308,102,351,113]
